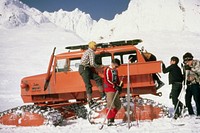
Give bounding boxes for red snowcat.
[0,39,168,126]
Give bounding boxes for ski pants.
[106,92,121,119]
[185,83,200,116]
[79,65,103,95]
[106,92,121,111]
[171,82,183,116]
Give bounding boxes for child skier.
[162,56,183,119]
[104,58,122,126]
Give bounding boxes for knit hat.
[183,52,193,62]
[88,41,97,49]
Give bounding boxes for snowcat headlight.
[20,81,29,89]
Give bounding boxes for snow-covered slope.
[1,0,200,41]
[43,9,96,40]
[0,0,50,28]
[90,0,200,40]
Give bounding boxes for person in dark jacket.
[162,56,183,119]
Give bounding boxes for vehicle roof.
[55,39,142,59]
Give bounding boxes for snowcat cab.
[0,39,169,126]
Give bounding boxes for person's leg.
[79,66,92,101]
[92,72,105,98]
[192,84,200,116]
[114,93,121,111]
[176,84,182,114]
[153,74,164,89]
[106,92,115,109]
[110,93,121,123]
[153,74,159,81]
[171,83,182,117]
[106,92,118,125]
[106,92,114,120]
[185,85,194,115]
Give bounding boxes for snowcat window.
[95,53,112,66]
[113,55,121,61]
[69,58,81,71]
[102,56,112,66]
[114,51,137,64]
[56,59,68,72]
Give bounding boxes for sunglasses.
[183,58,192,64]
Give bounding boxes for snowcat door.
[113,50,162,96]
[53,58,87,101]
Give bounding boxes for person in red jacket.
[104,58,122,126]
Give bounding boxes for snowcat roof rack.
[65,39,142,50]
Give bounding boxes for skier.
[141,50,165,89]
[183,52,200,117]
[79,41,105,108]
[104,58,122,126]
[162,56,183,119]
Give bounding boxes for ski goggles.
[183,57,193,64]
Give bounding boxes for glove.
[184,65,191,70]
[115,85,122,92]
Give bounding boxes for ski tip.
[171,122,185,126]
[98,125,104,130]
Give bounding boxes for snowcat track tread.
[0,105,63,126]
[87,97,169,125]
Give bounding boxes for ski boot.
[156,80,165,90]
[88,100,100,109]
[107,118,115,126]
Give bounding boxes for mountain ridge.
[0,0,200,41]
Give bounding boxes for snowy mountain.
[43,9,96,41]
[90,0,200,40]
[43,0,200,40]
[0,0,50,28]
[1,0,200,41]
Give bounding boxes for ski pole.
[99,77,124,130]
[127,56,131,129]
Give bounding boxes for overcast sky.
[20,0,130,20]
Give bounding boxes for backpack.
[142,52,157,61]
